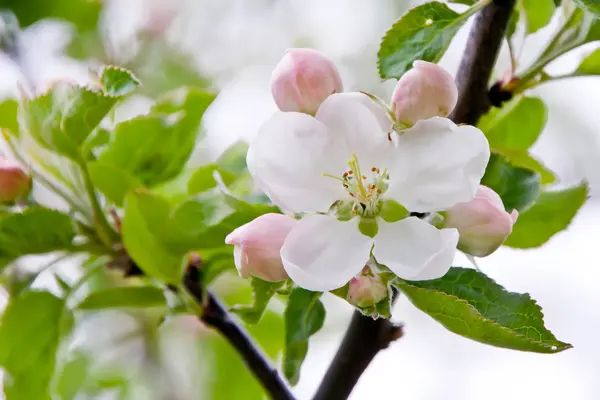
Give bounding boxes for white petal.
[340,92,394,133]
[247,111,347,213]
[280,215,373,291]
[386,117,490,212]
[373,217,458,281]
[315,93,395,170]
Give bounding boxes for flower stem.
[79,160,119,248]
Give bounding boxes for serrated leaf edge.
[396,279,572,353]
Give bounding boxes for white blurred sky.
[0,0,599,399]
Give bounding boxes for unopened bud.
[444,185,518,257]
[0,158,31,204]
[271,48,343,115]
[225,213,296,282]
[391,61,458,126]
[347,272,387,308]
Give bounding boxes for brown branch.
[450,0,518,125]
[313,1,516,399]
[312,311,403,400]
[183,261,296,400]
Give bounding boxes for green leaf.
[481,153,541,211]
[19,79,121,161]
[0,208,76,270]
[395,268,571,353]
[378,2,475,79]
[520,0,555,34]
[505,182,588,248]
[495,149,556,184]
[231,279,286,324]
[0,0,100,31]
[217,141,250,174]
[98,88,215,186]
[122,191,185,284]
[478,96,547,151]
[188,164,237,194]
[76,286,166,310]
[53,352,91,400]
[575,48,600,75]
[0,99,18,133]
[99,66,140,97]
[0,291,73,399]
[573,0,600,17]
[87,161,144,206]
[283,288,325,385]
[61,88,118,147]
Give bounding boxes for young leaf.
[0,291,73,399]
[188,164,237,195]
[231,278,286,324]
[504,182,588,248]
[87,161,144,206]
[98,88,215,186]
[478,96,547,151]
[283,288,326,385]
[481,153,541,212]
[99,66,140,97]
[76,286,166,310]
[0,208,76,270]
[394,268,571,353]
[378,2,475,79]
[20,81,120,161]
[122,191,185,284]
[520,0,555,34]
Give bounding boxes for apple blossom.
[271,48,343,115]
[247,92,490,291]
[391,61,458,126]
[444,185,518,257]
[0,158,31,204]
[225,213,296,282]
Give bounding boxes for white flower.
[247,93,490,291]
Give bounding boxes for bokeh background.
[0,0,598,399]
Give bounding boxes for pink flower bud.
[444,185,518,257]
[225,213,296,282]
[271,48,343,115]
[347,272,387,308]
[0,158,31,204]
[391,61,458,125]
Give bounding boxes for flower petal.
[315,93,395,170]
[373,217,458,281]
[280,215,373,291]
[247,111,347,213]
[386,117,490,212]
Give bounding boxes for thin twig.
[182,261,296,400]
[450,0,518,125]
[313,0,517,398]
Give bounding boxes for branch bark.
[312,311,403,400]
[450,0,517,125]
[313,1,516,399]
[183,262,296,400]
